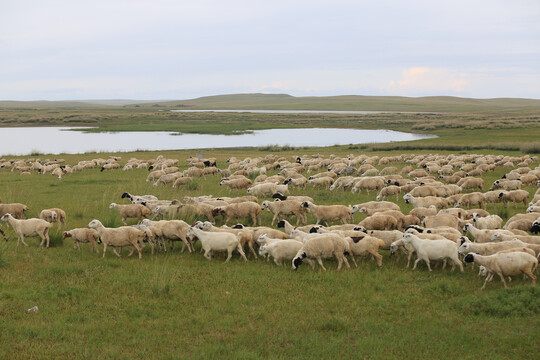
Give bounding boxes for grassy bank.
[0,146,539,359]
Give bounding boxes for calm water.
[0,127,435,156]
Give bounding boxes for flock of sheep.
[1,152,540,289]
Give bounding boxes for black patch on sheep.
[531,222,540,234]
[309,227,319,233]
[296,157,302,164]
[272,192,287,201]
[283,178,291,185]
[276,220,285,228]
[351,236,363,244]
[97,237,103,245]
[463,254,474,263]
[148,166,154,171]
[100,167,105,172]
[300,202,309,208]
[232,224,245,229]
[459,237,467,246]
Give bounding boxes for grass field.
[1,146,539,359]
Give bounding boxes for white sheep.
[121,192,158,203]
[186,226,247,262]
[62,228,99,252]
[463,252,537,289]
[109,203,151,225]
[471,214,503,229]
[292,235,351,271]
[258,240,305,266]
[301,201,352,226]
[402,233,464,272]
[88,219,144,259]
[1,213,53,247]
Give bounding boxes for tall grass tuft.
[48,230,64,247]
[184,179,199,191]
[147,257,179,298]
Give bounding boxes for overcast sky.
[1,0,539,100]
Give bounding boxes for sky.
[1,0,539,100]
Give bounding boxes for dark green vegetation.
[2,94,540,152]
[0,147,539,359]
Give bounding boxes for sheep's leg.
[370,250,383,267]
[316,257,327,271]
[91,240,98,253]
[225,249,233,263]
[349,254,358,268]
[406,251,413,268]
[274,258,282,266]
[497,272,508,288]
[113,248,123,258]
[412,258,422,271]
[102,243,108,258]
[271,214,278,226]
[342,254,351,269]
[203,248,212,261]
[237,244,248,262]
[305,258,315,269]
[18,235,28,247]
[525,271,536,285]
[247,241,257,259]
[122,217,128,226]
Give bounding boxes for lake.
[0,127,435,156]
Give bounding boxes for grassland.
[0,146,539,359]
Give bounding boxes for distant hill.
[2,94,540,113]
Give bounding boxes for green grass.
[0,146,539,359]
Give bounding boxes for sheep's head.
[300,202,310,209]
[309,226,321,234]
[389,241,399,255]
[276,220,285,228]
[108,203,117,209]
[261,201,270,211]
[258,245,268,257]
[88,219,100,229]
[530,221,540,234]
[478,265,488,277]
[292,252,306,270]
[121,192,130,199]
[232,224,245,229]
[463,253,475,264]
[402,233,413,244]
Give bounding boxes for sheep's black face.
[351,237,363,244]
[292,254,305,270]
[459,237,467,246]
[531,223,540,234]
[498,192,504,199]
[97,238,102,245]
[463,254,474,263]
[121,192,129,199]
[300,202,308,208]
[309,227,319,233]
[276,220,285,228]
[404,199,409,204]
[232,224,244,229]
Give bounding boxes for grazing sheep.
[1,213,53,247]
[261,200,307,226]
[271,192,314,204]
[186,227,248,262]
[219,177,252,190]
[301,201,353,226]
[462,224,514,243]
[195,221,257,258]
[88,219,144,259]
[455,192,485,209]
[490,179,522,191]
[109,203,151,225]
[213,202,262,226]
[121,192,158,203]
[247,183,279,197]
[39,208,66,228]
[307,176,335,189]
[292,235,351,271]
[39,209,58,224]
[63,228,99,252]
[498,190,529,208]
[376,185,401,201]
[402,194,449,209]
[352,201,401,212]
[458,237,527,257]
[463,252,537,289]
[358,214,398,231]
[351,177,385,194]
[276,219,317,235]
[458,177,484,191]
[172,177,194,188]
[402,233,463,272]
[0,203,29,219]
[409,206,438,221]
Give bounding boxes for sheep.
[358,214,398,231]
[186,226,248,262]
[121,192,158,203]
[490,179,522,191]
[402,194,448,209]
[100,163,120,172]
[0,203,29,219]
[62,228,99,252]
[346,235,386,267]
[352,201,400,212]
[458,237,527,256]
[283,176,307,187]
[455,192,485,209]
[458,177,484,191]
[247,183,278,197]
[422,214,459,230]
[258,240,305,266]
[406,225,462,242]
[463,252,537,289]
[88,219,144,259]
[462,224,515,243]
[261,200,307,226]
[39,208,67,228]
[301,201,352,226]
[141,219,193,253]
[271,192,314,204]
[376,185,401,201]
[1,213,53,247]
[292,235,351,271]
[402,233,463,272]
[39,209,58,224]
[504,212,540,229]
[406,207,434,224]
[195,221,256,258]
[213,202,262,226]
[276,219,316,235]
[219,177,252,190]
[491,232,540,246]
[472,214,503,230]
[329,176,354,191]
[307,176,334,189]
[498,190,529,208]
[363,229,403,249]
[109,203,151,225]
[351,177,385,194]
[172,176,194,188]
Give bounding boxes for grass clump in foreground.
[0,146,539,359]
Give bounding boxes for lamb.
[141,219,193,253]
[121,193,158,204]
[186,226,248,262]
[258,240,305,266]
[472,214,503,230]
[358,214,398,231]
[62,228,99,252]
[376,185,401,201]
[0,203,29,219]
[463,252,537,289]
[402,233,463,272]
[109,203,151,225]
[213,202,262,226]
[292,235,351,271]
[301,201,353,226]
[346,235,386,267]
[498,190,529,208]
[261,200,307,226]
[88,219,144,259]
[1,213,53,247]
